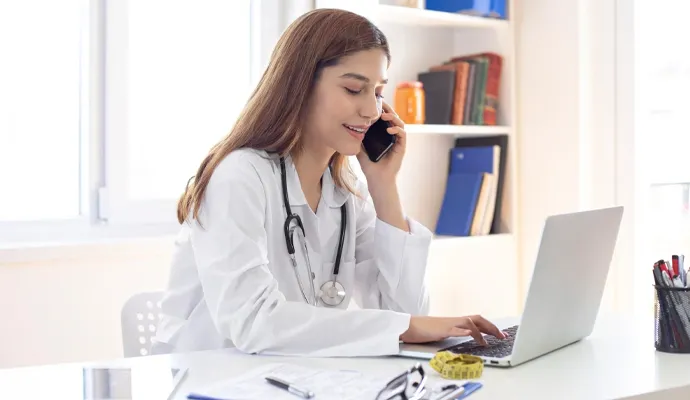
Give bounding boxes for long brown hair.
[177,8,390,224]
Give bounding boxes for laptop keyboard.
[442,325,519,358]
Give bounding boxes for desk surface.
[2,315,690,400]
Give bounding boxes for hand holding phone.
[361,116,396,162]
[356,103,409,232]
[356,102,407,188]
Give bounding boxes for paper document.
[186,363,389,400]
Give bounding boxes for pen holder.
[654,285,690,353]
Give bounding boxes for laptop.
[398,206,624,367]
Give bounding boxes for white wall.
[0,239,174,368]
[516,0,621,313]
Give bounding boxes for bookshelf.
[374,4,510,29]
[316,0,519,319]
[405,124,511,136]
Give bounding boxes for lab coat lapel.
[283,156,326,287]
[284,156,350,271]
[283,155,320,255]
[318,169,349,264]
[283,155,308,207]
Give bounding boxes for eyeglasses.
[375,362,428,400]
[374,363,471,400]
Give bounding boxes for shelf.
[432,233,513,246]
[374,5,509,29]
[405,124,511,136]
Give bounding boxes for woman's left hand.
[356,101,407,186]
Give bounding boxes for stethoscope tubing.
[279,157,346,306]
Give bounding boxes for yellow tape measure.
[429,351,484,380]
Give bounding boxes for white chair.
[121,291,163,357]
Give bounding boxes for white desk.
[2,315,690,399]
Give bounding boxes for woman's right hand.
[400,315,507,345]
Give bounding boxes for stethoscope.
[279,157,347,307]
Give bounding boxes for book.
[435,172,486,237]
[447,146,501,235]
[463,61,477,124]
[453,135,509,234]
[470,173,495,236]
[429,61,471,125]
[420,52,502,125]
[417,69,456,124]
[450,52,503,125]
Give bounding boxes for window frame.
[0,0,269,252]
[612,0,653,316]
[0,0,101,246]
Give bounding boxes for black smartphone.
[362,117,396,162]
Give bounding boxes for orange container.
[394,81,425,124]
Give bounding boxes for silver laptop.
[398,206,624,367]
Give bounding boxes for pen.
[432,384,465,400]
[168,368,189,400]
[265,376,315,399]
[456,382,483,399]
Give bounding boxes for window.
[0,0,84,222]
[617,0,690,314]
[103,0,254,225]
[0,0,256,242]
[636,0,690,256]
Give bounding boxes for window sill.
[0,222,180,264]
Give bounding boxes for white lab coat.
[154,148,433,357]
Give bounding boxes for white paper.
[185,363,390,400]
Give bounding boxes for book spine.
[453,62,470,125]
[483,54,503,126]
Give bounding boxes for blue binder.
[435,172,485,236]
[449,146,498,175]
[425,0,507,19]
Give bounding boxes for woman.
[154,8,505,357]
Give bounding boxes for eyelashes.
[344,88,384,99]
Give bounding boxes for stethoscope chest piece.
[320,280,346,306]
[279,156,348,308]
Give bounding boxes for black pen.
[265,376,315,399]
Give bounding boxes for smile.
[343,124,367,133]
[343,124,366,140]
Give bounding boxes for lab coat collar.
[321,163,350,208]
[283,155,349,209]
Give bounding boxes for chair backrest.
[121,291,163,357]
